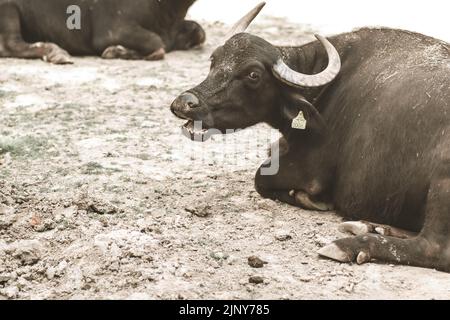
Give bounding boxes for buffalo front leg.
[94,24,166,61]
[319,165,450,272]
[0,3,72,64]
[255,158,333,211]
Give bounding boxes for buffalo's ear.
[282,92,327,133]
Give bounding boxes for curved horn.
[272,35,342,88]
[224,2,266,41]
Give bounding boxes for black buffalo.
[171,3,450,271]
[0,0,205,64]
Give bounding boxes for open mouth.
[182,120,211,142]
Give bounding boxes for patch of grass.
[0,135,52,158]
[135,153,150,161]
[81,162,122,175]
[0,90,16,100]
[0,168,11,179]
[62,102,89,110]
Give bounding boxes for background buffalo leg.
[0,3,72,64]
[101,45,143,60]
[93,24,166,61]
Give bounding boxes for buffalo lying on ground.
[171,3,450,271]
[0,0,205,64]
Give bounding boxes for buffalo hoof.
[318,238,372,265]
[293,191,333,211]
[101,45,142,60]
[145,48,165,61]
[338,220,416,239]
[102,45,128,59]
[33,42,73,64]
[317,243,352,262]
[338,221,372,236]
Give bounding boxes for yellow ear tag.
[291,111,307,130]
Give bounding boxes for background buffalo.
[0,0,205,63]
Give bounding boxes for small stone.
[56,260,68,275]
[249,276,264,285]
[275,230,292,241]
[227,255,239,265]
[299,276,313,282]
[185,205,211,217]
[88,202,118,215]
[0,273,12,284]
[0,204,15,215]
[210,251,229,261]
[46,267,56,280]
[0,286,19,299]
[11,240,43,265]
[0,205,16,230]
[33,219,56,232]
[247,256,267,268]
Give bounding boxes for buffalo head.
[171,2,341,141]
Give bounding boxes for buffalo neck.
[267,39,347,138]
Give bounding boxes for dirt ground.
[1,18,450,300]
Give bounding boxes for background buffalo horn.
[223,2,266,42]
[272,35,342,88]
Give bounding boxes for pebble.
[46,267,56,280]
[0,286,19,299]
[247,256,268,268]
[249,276,264,285]
[299,276,314,283]
[210,251,229,261]
[0,204,15,215]
[0,205,16,229]
[227,255,239,265]
[0,273,12,284]
[275,230,292,241]
[185,205,211,217]
[56,260,68,275]
[11,240,43,265]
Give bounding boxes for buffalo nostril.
[187,101,196,108]
[181,92,200,109]
[171,92,200,118]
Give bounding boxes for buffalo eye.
[248,71,261,81]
